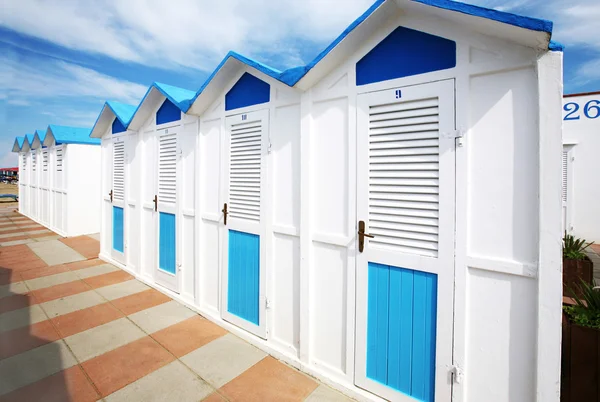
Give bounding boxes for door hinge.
[267,141,272,154]
[265,298,271,309]
[450,365,463,384]
[443,129,466,147]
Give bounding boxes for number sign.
[564,99,600,121]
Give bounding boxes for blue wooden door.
[355,81,456,402]
[111,138,126,263]
[221,110,268,339]
[155,129,179,292]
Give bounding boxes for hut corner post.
[536,49,564,402]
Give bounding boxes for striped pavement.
[0,211,354,402]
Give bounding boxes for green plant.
[563,232,593,260]
[564,279,600,330]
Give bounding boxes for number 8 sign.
[564,99,600,120]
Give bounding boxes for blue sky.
[1,0,598,167]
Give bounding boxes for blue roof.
[17,137,25,149]
[107,101,136,126]
[35,129,47,143]
[25,133,35,147]
[185,0,556,111]
[129,82,195,126]
[48,125,100,145]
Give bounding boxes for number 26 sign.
[564,99,600,120]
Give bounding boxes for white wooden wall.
[95,8,562,402]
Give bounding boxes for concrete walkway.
[0,210,354,402]
[587,243,600,284]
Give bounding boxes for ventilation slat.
[113,141,125,201]
[562,150,568,203]
[368,97,440,257]
[159,133,177,206]
[229,118,263,222]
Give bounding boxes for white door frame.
[220,109,269,339]
[354,79,456,402]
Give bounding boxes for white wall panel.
[468,68,538,264]
[271,233,300,355]
[311,98,349,237]
[310,242,348,375]
[465,268,536,402]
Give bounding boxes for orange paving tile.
[110,288,171,316]
[0,365,100,402]
[0,320,61,360]
[19,264,71,281]
[0,234,30,243]
[0,293,35,314]
[59,236,100,260]
[50,302,124,338]
[30,280,91,304]
[219,356,318,402]
[0,226,47,236]
[64,258,106,271]
[83,270,133,289]
[81,336,175,397]
[152,316,228,357]
[591,243,600,254]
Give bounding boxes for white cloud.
[6,99,31,106]
[0,0,373,71]
[0,55,147,105]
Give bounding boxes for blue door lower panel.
[367,263,438,402]
[112,206,124,253]
[159,212,176,274]
[227,230,260,325]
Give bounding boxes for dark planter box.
[563,257,593,298]
[561,315,600,402]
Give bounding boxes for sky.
[1,0,599,167]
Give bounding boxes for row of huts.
[10,1,565,401]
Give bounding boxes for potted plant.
[561,280,600,402]
[563,232,593,298]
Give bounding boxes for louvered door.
[155,129,179,292]
[221,109,268,338]
[112,137,126,261]
[355,80,455,402]
[41,150,49,225]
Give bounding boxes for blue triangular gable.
[356,26,456,86]
[225,73,270,111]
[156,98,181,125]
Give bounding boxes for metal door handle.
[222,203,228,225]
[358,220,374,253]
[109,190,113,203]
[153,195,157,212]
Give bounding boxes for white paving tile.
[0,281,28,299]
[63,317,146,362]
[127,300,196,334]
[0,304,47,333]
[95,279,149,301]
[40,290,104,318]
[181,333,266,388]
[0,340,77,396]
[104,360,212,402]
[24,270,79,291]
[75,263,118,279]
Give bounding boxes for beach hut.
[31,129,52,227]
[31,125,102,236]
[89,101,138,269]
[12,137,27,214]
[92,1,563,401]
[92,84,197,294]
[562,91,600,243]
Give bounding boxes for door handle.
[153,194,157,212]
[109,190,113,203]
[222,203,228,225]
[358,220,374,253]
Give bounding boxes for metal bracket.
[450,364,463,384]
[265,298,271,309]
[442,129,466,147]
[267,141,273,154]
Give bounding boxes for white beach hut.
[562,91,600,243]
[26,125,103,237]
[91,1,564,401]
[12,136,28,215]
